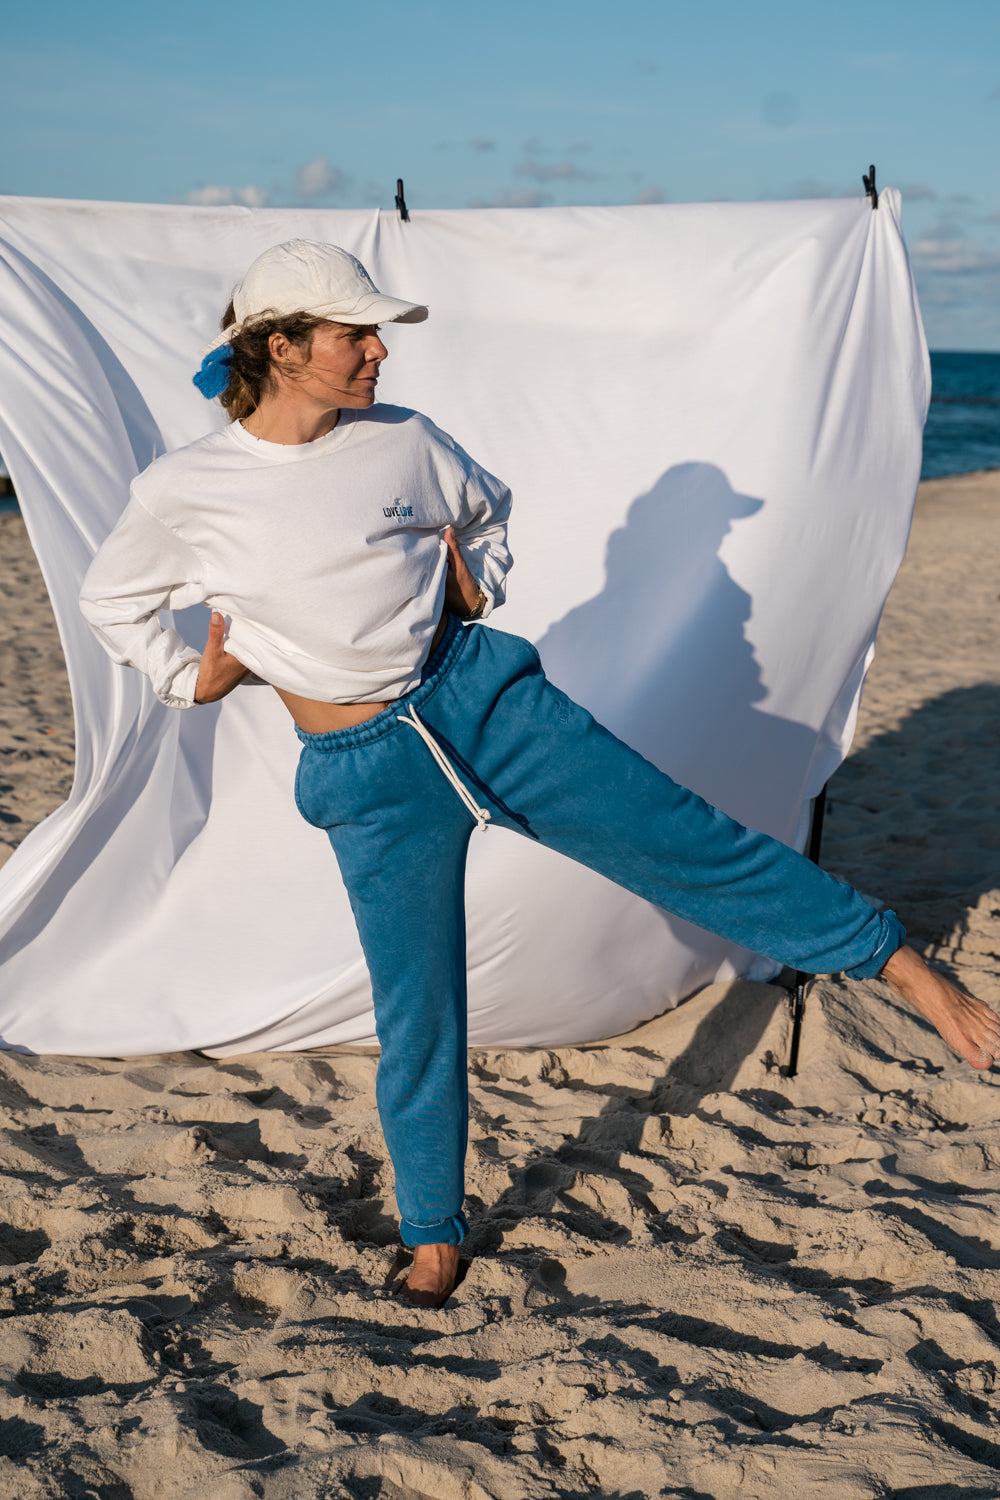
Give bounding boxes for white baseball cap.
[201,239,428,355]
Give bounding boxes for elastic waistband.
[294,615,469,752]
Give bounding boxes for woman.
[80,238,1000,1309]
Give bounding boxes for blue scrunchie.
[193,343,234,399]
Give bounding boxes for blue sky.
[3,0,999,348]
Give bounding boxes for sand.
[0,474,999,1498]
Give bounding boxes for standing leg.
[295,718,474,1250]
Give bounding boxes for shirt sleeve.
[452,454,513,620]
[79,493,207,709]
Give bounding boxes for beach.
[0,472,998,1498]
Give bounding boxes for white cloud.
[912,236,1000,274]
[907,214,1000,345]
[633,185,667,205]
[910,215,1000,274]
[238,185,269,209]
[183,156,350,210]
[293,157,350,200]
[184,184,269,208]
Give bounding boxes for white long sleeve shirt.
[80,405,512,707]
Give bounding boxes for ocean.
[922,350,1000,480]
[1,349,998,511]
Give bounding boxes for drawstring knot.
[396,705,492,833]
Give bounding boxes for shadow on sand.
[821,681,1000,947]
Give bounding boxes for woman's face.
[279,321,389,408]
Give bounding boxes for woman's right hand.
[194,612,250,703]
[443,527,483,618]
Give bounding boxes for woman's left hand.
[195,612,250,703]
[443,527,482,617]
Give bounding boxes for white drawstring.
[396,705,492,833]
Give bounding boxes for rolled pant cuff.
[400,1211,469,1248]
[842,909,906,980]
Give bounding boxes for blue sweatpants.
[294,617,903,1246]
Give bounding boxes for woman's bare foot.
[395,1243,461,1309]
[881,944,1000,1069]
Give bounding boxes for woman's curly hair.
[216,301,326,421]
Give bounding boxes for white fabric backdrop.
[0,193,928,1056]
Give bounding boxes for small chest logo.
[383,500,414,520]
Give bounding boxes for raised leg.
[450,633,902,979]
[444,627,998,1069]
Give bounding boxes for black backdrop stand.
[785,785,829,1077]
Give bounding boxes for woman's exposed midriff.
[273,611,450,734]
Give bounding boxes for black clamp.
[862,164,878,210]
[395,178,409,222]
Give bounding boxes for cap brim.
[198,292,428,358]
[321,292,428,326]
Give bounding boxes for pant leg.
[427,626,903,980]
[295,713,474,1247]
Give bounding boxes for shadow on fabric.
[535,462,821,838]
[14,254,165,478]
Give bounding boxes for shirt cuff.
[842,909,906,979]
[159,657,201,709]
